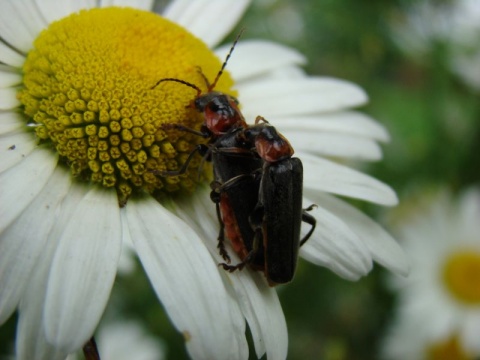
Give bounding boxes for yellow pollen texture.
[18,7,236,203]
[442,249,480,305]
[427,335,472,360]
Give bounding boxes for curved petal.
[125,197,242,360]
[163,0,251,48]
[0,167,71,325]
[164,191,249,358]
[0,66,22,88]
[306,191,409,277]
[285,130,383,161]
[0,148,58,233]
[0,132,37,174]
[15,175,81,360]
[16,264,69,360]
[273,112,390,142]
[0,42,25,68]
[168,189,287,360]
[36,0,97,24]
[0,111,26,135]
[229,272,288,360]
[0,0,47,53]
[44,187,122,352]
[239,77,368,118]
[0,88,20,110]
[215,40,307,82]
[300,200,373,280]
[301,153,398,206]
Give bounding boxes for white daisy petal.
[0,148,58,233]
[462,312,480,353]
[44,187,122,352]
[239,77,368,118]
[171,191,288,358]
[0,66,22,88]
[16,264,69,360]
[285,130,382,161]
[306,192,409,277]
[0,88,20,110]
[274,112,390,142]
[100,0,154,9]
[301,153,398,206]
[125,198,240,360]
[0,0,47,53]
[36,0,97,24]
[163,0,251,48]
[230,273,288,360]
[168,190,287,360]
[0,132,37,174]
[0,41,25,68]
[0,167,71,325]
[0,111,27,135]
[300,201,373,280]
[215,40,307,82]
[15,182,79,360]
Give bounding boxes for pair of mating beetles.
[154,35,316,286]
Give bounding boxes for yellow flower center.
[17,7,236,204]
[442,249,480,305]
[427,335,472,360]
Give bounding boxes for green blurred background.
[1,0,478,359]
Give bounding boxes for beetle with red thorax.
[152,29,247,141]
[152,32,316,285]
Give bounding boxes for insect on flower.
[211,116,317,285]
[153,32,316,285]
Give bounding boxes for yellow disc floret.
[18,7,236,204]
[427,335,472,360]
[442,249,480,305]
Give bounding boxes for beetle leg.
[151,144,208,176]
[160,123,210,138]
[212,171,260,194]
[215,201,232,263]
[209,182,232,263]
[219,207,263,273]
[219,248,255,272]
[299,204,317,246]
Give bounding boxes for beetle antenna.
[208,27,246,92]
[152,78,202,98]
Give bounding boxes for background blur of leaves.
[1,0,478,359]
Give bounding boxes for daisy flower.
[382,188,480,359]
[390,0,480,90]
[0,0,408,359]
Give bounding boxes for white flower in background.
[390,0,480,90]
[382,188,480,359]
[67,320,165,360]
[0,0,408,359]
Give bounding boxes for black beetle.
[211,118,316,285]
[152,32,317,285]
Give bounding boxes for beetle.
[211,117,316,285]
[151,30,248,177]
[152,33,316,284]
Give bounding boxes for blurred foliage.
[2,0,479,359]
